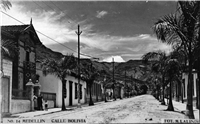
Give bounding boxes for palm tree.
[165,59,180,111]
[0,0,12,11]
[41,55,77,110]
[142,50,168,105]
[80,60,100,106]
[153,1,200,118]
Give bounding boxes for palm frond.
[154,13,186,44]
[1,39,17,58]
[41,58,61,78]
[1,0,12,11]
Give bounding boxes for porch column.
[34,80,41,96]
[26,79,34,111]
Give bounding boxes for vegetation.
[0,0,12,11]
[79,60,100,106]
[148,1,200,118]
[41,55,77,110]
[142,50,169,105]
[1,39,17,81]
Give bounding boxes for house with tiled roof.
[1,21,40,114]
[1,21,106,115]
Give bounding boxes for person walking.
[33,95,38,110]
[37,94,44,110]
[44,100,48,111]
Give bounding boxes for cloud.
[1,2,172,61]
[96,10,108,18]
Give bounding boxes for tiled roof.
[1,24,30,32]
[1,29,15,38]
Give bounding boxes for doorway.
[69,81,73,106]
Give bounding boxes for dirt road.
[34,95,186,123]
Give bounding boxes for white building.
[36,67,87,108]
[182,69,198,102]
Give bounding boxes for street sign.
[0,70,3,79]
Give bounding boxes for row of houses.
[1,22,126,116]
[165,69,199,109]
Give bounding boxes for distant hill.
[36,43,152,84]
[36,44,64,61]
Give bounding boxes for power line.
[31,1,94,58]
[1,11,95,58]
[49,0,72,23]
[32,1,44,11]
[42,1,55,12]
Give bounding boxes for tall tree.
[142,50,168,105]
[153,1,200,118]
[165,59,180,111]
[80,60,100,106]
[41,55,77,110]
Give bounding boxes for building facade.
[36,63,87,107]
[1,23,41,114]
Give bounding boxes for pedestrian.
[44,100,48,111]
[37,94,44,110]
[33,95,38,110]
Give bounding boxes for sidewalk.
[6,97,151,118]
[8,100,110,118]
[164,98,199,120]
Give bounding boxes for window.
[75,83,77,99]
[25,47,31,62]
[80,84,82,99]
[183,79,185,98]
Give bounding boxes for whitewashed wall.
[2,59,13,114]
[37,67,86,108]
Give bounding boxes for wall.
[182,72,198,100]
[2,59,13,114]
[57,76,86,107]
[11,99,30,114]
[36,68,59,108]
[37,65,87,108]
[37,69,59,94]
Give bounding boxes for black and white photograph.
[1,0,200,123]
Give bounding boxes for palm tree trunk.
[167,81,174,111]
[104,87,107,102]
[62,79,66,111]
[161,76,166,105]
[186,63,195,119]
[89,84,94,106]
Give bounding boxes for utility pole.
[76,25,82,108]
[124,70,126,98]
[113,58,116,100]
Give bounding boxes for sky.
[1,0,177,62]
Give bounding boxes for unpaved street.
[34,95,186,123]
